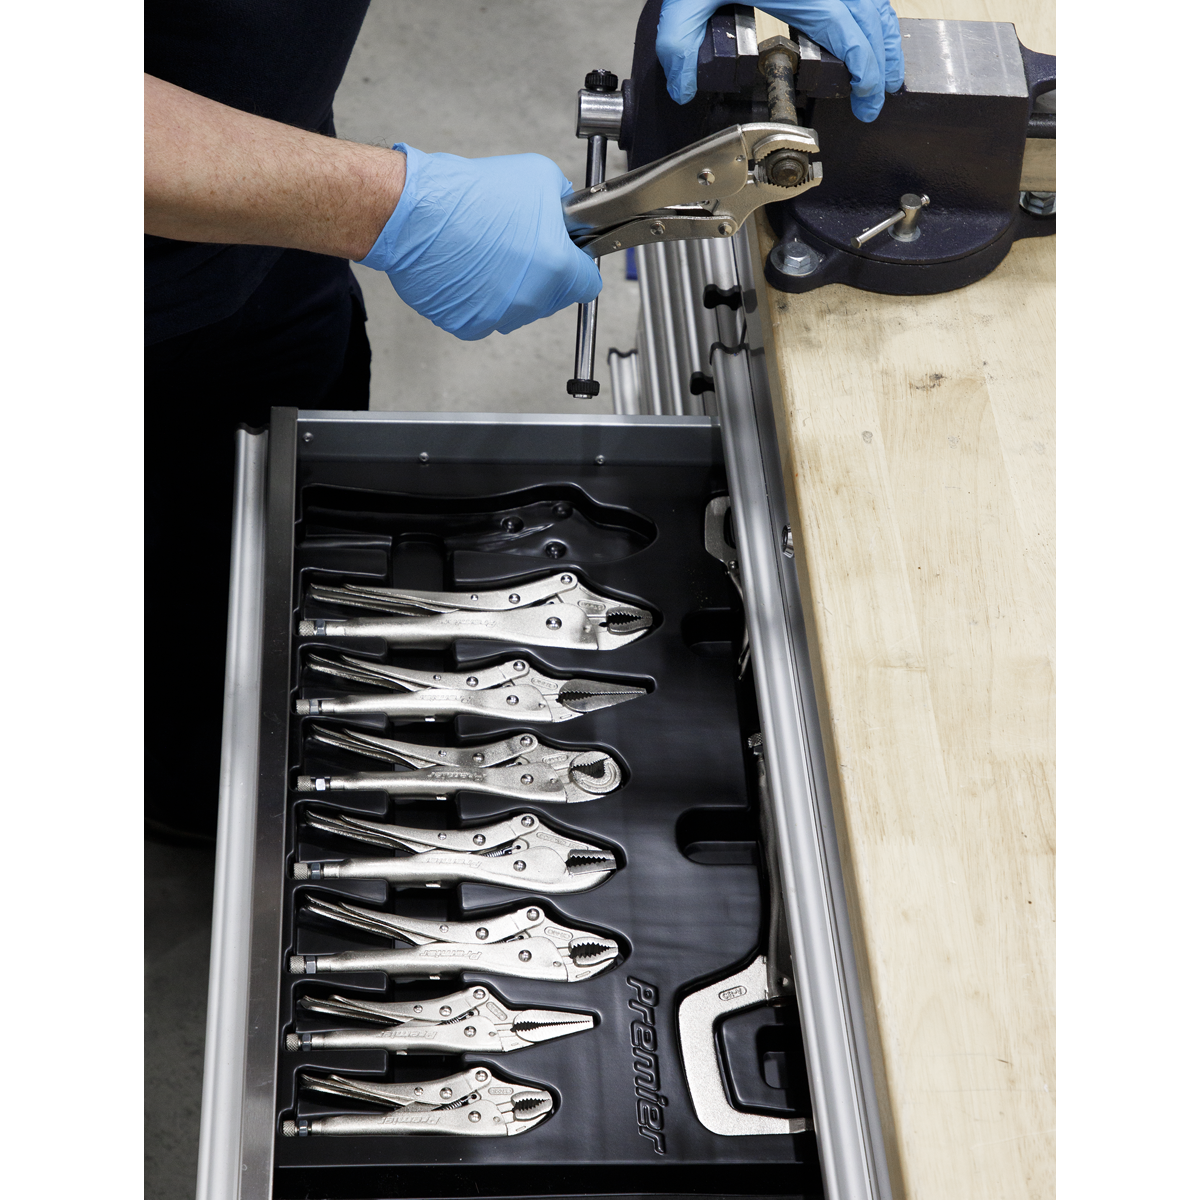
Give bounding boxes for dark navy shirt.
[145,0,372,344]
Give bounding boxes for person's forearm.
[144,74,406,260]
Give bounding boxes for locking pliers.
[295,654,646,724]
[299,571,652,651]
[287,984,594,1055]
[289,899,619,983]
[292,811,617,895]
[563,121,820,258]
[296,726,621,804]
[281,1065,553,1138]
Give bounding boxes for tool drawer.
[200,237,889,1200]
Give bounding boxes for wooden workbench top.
[753,4,1055,1196]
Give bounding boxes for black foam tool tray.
[272,447,820,1198]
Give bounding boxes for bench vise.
[607,1,1056,297]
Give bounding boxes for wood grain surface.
[752,3,1055,1197]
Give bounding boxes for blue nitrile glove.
[656,0,904,122]
[360,145,602,341]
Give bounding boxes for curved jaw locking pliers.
[295,654,646,724]
[298,571,652,651]
[289,899,620,983]
[296,726,621,804]
[292,810,618,895]
[281,1065,553,1138]
[287,984,594,1055]
[563,121,821,259]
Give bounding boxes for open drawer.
[197,237,891,1200]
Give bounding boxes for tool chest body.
[200,235,889,1200]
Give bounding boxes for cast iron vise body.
[619,1,1056,296]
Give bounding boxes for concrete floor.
[145,4,647,1198]
[336,1,647,414]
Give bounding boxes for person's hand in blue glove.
[360,145,602,341]
[656,0,904,123]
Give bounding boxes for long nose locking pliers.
[296,726,621,803]
[289,899,619,983]
[295,654,646,724]
[287,984,594,1055]
[281,1065,553,1138]
[292,811,618,895]
[563,121,821,259]
[298,571,652,651]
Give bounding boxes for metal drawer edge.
[709,228,893,1200]
[195,429,269,1200]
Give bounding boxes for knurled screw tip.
[285,1033,301,1051]
[288,956,305,974]
[292,863,310,879]
[282,1120,298,1138]
[584,68,618,92]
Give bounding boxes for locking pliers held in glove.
[563,121,821,259]
[289,899,619,983]
[292,810,618,895]
[281,1065,553,1138]
[299,571,652,651]
[287,984,594,1055]
[296,726,621,803]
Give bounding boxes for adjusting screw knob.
[584,68,619,93]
